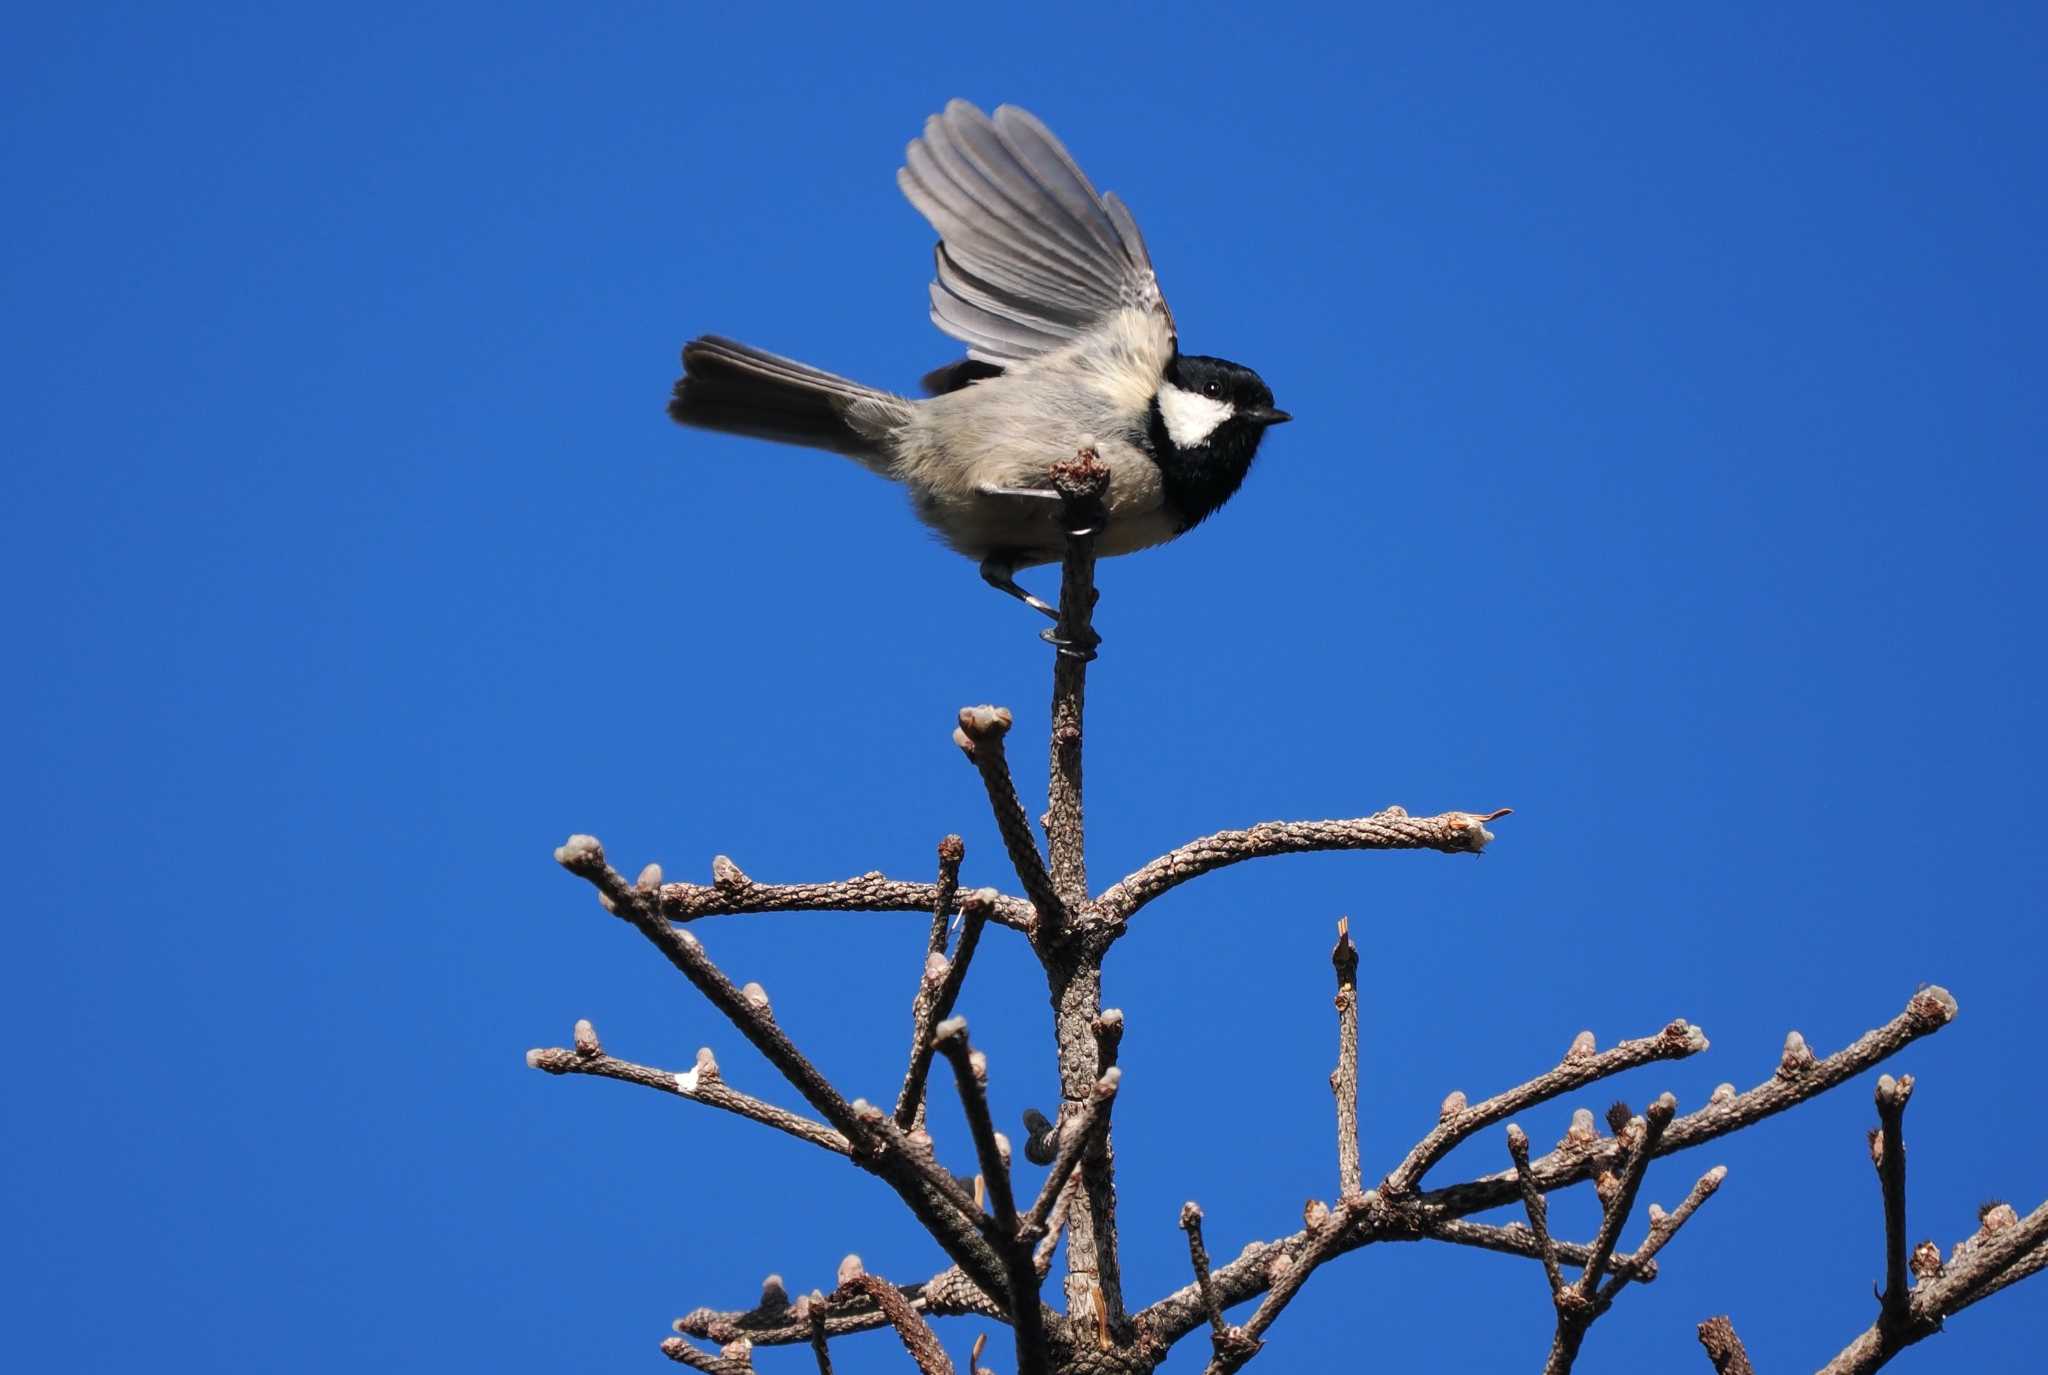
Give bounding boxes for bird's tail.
[668,336,906,468]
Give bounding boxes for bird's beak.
[1243,406,1292,427]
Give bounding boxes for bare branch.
[1331,919,1362,1198]
[897,888,994,1129]
[1507,1124,1566,1297]
[1873,1073,1915,1331]
[1411,1214,1659,1283]
[677,1268,1005,1349]
[654,864,1034,933]
[1383,1020,1707,1196]
[1097,807,1510,924]
[553,838,1010,1305]
[527,1036,849,1155]
[926,835,965,959]
[1540,1096,1677,1375]
[1179,1203,1230,1340]
[1044,448,1107,912]
[1596,1163,1726,1306]
[837,1261,958,1375]
[661,1336,757,1373]
[1696,1317,1755,1375]
[1818,1199,2048,1374]
[1420,987,1959,1216]
[955,707,1062,928]
[1022,1068,1120,1242]
[934,1019,1052,1375]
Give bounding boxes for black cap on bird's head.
[1149,353,1290,531]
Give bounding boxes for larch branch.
[897,888,995,1129]
[1383,1020,1707,1196]
[955,707,1062,929]
[526,1033,849,1156]
[654,864,1034,933]
[836,1262,958,1375]
[1873,1073,1914,1332]
[1419,987,1958,1217]
[1331,919,1362,1199]
[1696,1317,1756,1375]
[1096,808,1510,925]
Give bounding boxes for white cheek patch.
[1156,383,1235,447]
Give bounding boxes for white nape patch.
[1156,383,1235,448]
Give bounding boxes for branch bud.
[636,862,663,891]
[553,834,605,871]
[1439,1090,1467,1120]
[1911,1239,1943,1281]
[1979,1201,2018,1234]
[1710,1082,1736,1104]
[836,1254,865,1287]
[923,951,949,986]
[1304,1198,1331,1232]
[573,1018,600,1057]
[939,834,965,865]
[741,982,772,1017]
[1565,1108,1599,1148]
[711,855,750,891]
[953,705,1014,756]
[1180,1201,1204,1230]
[758,1275,788,1310]
[1566,1030,1596,1061]
[934,1016,968,1045]
[1777,1030,1815,1078]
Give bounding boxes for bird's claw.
[1041,625,1100,661]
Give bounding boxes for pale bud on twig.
[1911,1239,1943,1281]
[1710,1082,1736,1104]
[993,1131,1011,1168]
[836,1254,865,1286]
[742,982,772,1017]
[573,1018,600,1056]
[1778,1030,1816,1077]
[1980,1201,2019,1234]
[1180,1201,1203,1229]
[923,951,949,985]
[636,862,663,891]
[553,834,604,870]
[720,1338,752,1364]
[1439,1090,1467,1120]
[711,855,750,891]
[934,1016,968,1045]
[1304,1198,1331,1232]
[1566,1108,1600,1146]
[759,1275,788,1310]
[968,1050,988,1081]
[1567,1030,1597,1061]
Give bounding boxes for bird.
[667,100,1290,634]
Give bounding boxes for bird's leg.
[979,555,1060,622]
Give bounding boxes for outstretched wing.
[898,101,1171,365]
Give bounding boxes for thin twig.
[1138,990,1955,1347]
[676,1268,1005,1349]
[661,1336,757,1373]
[1384,1021,1707,1196]
[1418,987,1959,1217]
[955,707,1062,927]
[1541,1096,1676,1375]
[653,863,1034,933]
[1506,1124,1566,1297]
[934,1019,1052,1375]
[554,838,1011,1306]
[527,1036,849,1155]
[1331,918,1362,1198]
[1021,1069,1120,1241]
[836,1266,957,1375]
[1096,808,1510,925]
[927,836,965,957]
[1817,1198,2048,1374]
[1596,1163,1726,1306]
[896,889,994,1129]
[1044,448,1106,914]
[1873,1073,1914,1331]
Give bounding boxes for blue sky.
[5,4,2044,1371]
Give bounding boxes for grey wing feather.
[898,100,1170,364]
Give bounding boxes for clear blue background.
[6,4,2043,1371]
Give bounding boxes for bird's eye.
[1202,380,1221,398]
